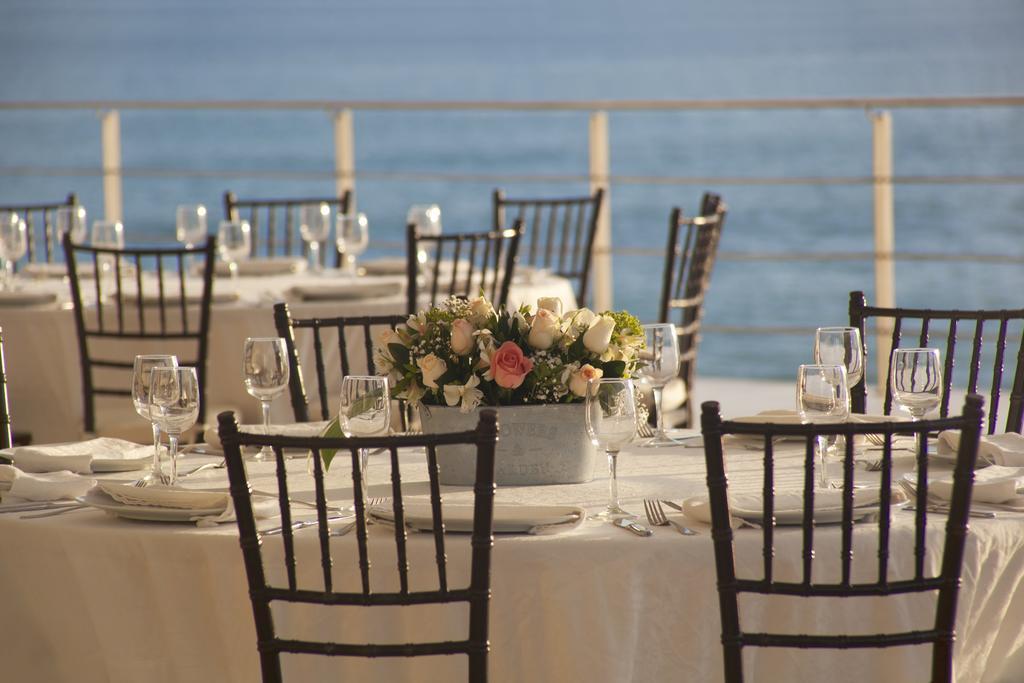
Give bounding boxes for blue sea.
[2,0,1023,381]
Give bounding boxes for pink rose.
[491,341,534,389]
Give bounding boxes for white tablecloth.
[0,264,576,442]
[0,435,1022,682]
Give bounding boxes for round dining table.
[1,432,1021,682]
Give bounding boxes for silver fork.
[643,498,698,535]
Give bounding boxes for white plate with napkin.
[0,464,95,501]
[121,289,241,306]
[0,438,152,474]
[937,430,1024,467]
[904,466,1024,507]
[369,503,586,534]
[287,280,403,302]
[681,486,909,526]
[80,482,278,524]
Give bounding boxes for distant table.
[0,436,1020,682]
[0,263,576,442]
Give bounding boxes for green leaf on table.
[602,360,627,378]
[389,343,410,366]
[318,417,343,471]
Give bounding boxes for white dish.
[97,481,229,510]
[288,280,402,302]
[370,502,586,534]
[724,489,907,526]
[904,467,1024,504]
[90,455,151,473]
[77,489,225,522]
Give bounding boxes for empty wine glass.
[336,212,369,275]
[299,203,331,274]
[243,337,290,461]
[132,355,178,485]
[407,204,441,264]
[585,377,637,520]
[637,323,682,447]
[338,375,391,499]
[814,326,864,397]
[148,366,200,486]
[0,212,27,291]
[175,204,207,248]
[890,348,942,419]
[91,219,124,283]
[217,220,251,279]
[797,364,849,488]
[55,205,87,244]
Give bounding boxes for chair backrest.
[63,233,218,434]
[849,290,1024,434]
[492,188,603,306]
[700,395,984,683]
[0,193,78,264]
[273,301,407,422]
[217,409,498,683]
[406,221,523,315]
[0,327,12,450]
[223,191,352,265]
[657,193,727,427]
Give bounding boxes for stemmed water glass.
[55,205,88,244]
[336,212,369,275]
[242,337,290,461]
[218,220,251,279]
[407,204,441,264]
[585,377,638,520]
[814,326,863,401]
[338,375,391,498]
[175,204,207,248]
[148,366,200,486]
[299,203,331,274]
[91,219,124,284]
[890,348,942,419]
[796,364,849,488]
[132,354,178,484]
[637,323,682,447]
[0,212,27,291]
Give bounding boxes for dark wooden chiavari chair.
[492,188,603,306]
[406,221,523,314]
[657,193,727,427]
[217,409,498,683]
[223,190,352,265]
[0,193,78,264]
[700,395,984,683]
[0,326,12,450]
[273,302,407,423]
[849,290,1024,434]
[63,233,217,434]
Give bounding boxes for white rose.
[468,296,495,324]
[569,363,604,397]
[567,308,597,329]
[583,315,616,354]
[537,297,563,317]
[450,318,475,356]
[527,308,560,350]
[417,353,447,389]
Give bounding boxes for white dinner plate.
[288,280,403,302]
[723,489,908,526]
[370,503,586,534]
[90,455,152,473]
[77,489,225,522]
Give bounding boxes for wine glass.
[637,323,682,447]
[175,204,208,248]
[299,203,331,274]
[132,355,178,484]
[585,378,638,520]
[148,366,200,486]
[336,212,369,275]
[890,348,942,419]
[338,375,391,500]
[796,364,849,488]
[55,205,87,244]
[0,212,27,291]
[217,220,251,279]
[242,337,290,461]
[407,204,441,264]
[90,219,124,284]
[814,326,864,398]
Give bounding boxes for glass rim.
[245,336,286,343]
[341,374,388,382]
[641,322,676,331]
[892,347,940,353]
[133,353,178,361]
[815,326,860,333]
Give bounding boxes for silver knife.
[613,517,653,536]
[262,514,351,536]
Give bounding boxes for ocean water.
[2,0,1023,381]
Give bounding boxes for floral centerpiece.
[372,294,645,486]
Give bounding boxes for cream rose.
[450,318,475,356]
[567,308,596,329]
[537,297,563,317]
[527,308,560,350]
[468,296,495,324]
[417,353,447,389]
[569,363,604,397]
[583,315,616,354]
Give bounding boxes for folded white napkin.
[3,438,150,474]
[0,464,96,501]
[202,420,329,450]
[938,430,1024,467]
[287,280,402,302]
[910,466,1024,505]
[359,258,407,276]
[93,482,278,527]
[681,486,907,525]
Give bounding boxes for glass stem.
[150,422,163,478]
[652,385,666,437]
[607,450,620,512]
[816,436,828,488]
[167,433,180,486]
[309,242,320,272]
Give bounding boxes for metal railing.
[2,95,1022,384]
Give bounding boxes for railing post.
[589,111,612,311]
[871,109,896,391]
[332,108,355,210]
[99,109,123,222]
